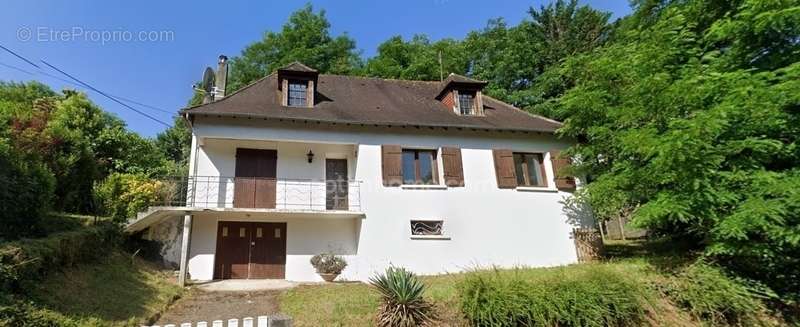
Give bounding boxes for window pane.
[458,92,475,115]
[402,150,416,184]
[513,153,526,186]
[526,154,544,186]
[418,151,434,184]
[288,80,307,106]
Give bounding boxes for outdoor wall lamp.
[307,150,314,163]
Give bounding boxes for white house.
[126,58,591,285]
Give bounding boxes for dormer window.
[287,80,308,107]
[277,62,318,108]
[458,91,477,115]
[436,73,488,116]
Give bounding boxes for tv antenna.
[438,50,443,81]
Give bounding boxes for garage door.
[213,221,287,279]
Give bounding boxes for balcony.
[127,176,364,232]
[150,176,363,212]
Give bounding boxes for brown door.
[214,221,287,279]
[234,149,277,208]
[214,221,252,279]
[326,159,349,210]
[249,222,287,279]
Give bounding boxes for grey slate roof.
[183,73,562,133]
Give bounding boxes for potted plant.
[310,253,347,282]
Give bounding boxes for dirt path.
[155,289,283,324]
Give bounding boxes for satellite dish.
[201,67,216,93]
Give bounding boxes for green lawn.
[25,251,184,326]
[280,274,472,326]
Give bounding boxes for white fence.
[146,314,292,327]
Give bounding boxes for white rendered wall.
[187,211,361,282]
[186,117,590,282]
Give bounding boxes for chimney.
[213,54,228,100]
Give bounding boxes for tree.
[0,138,55,240]
[364,35,468,81]
[464,0,611,112]
[1,82,173,214]
[227,4,362,92]
[550,0,800,297]
[154,116,192,175]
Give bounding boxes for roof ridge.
[318,73,442,84]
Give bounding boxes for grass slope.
[25,251,183,326]
[279,240,783,326]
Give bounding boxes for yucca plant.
[369,267,433,327]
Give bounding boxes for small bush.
[0,296,80,327]
[310,253,348,274]
[458,264,650,327]
[94,173,165,222]
[662,262,772,326]
[370,267,433,327]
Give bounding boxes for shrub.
[370,267,433,327]
[0,223,121,293]
[458,265,650,327]
[662,262,772,326]
[0,296,80,327]
[310,253,347,274]
[94,173,165,222]
[0,140,55,240]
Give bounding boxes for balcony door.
[326,159,348,210]
[234,148,277,208]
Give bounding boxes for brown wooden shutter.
[306,80,315,107]
[550,150,576,191]
[493,149,517,188]
[280,79,288,106]
[441,147,464,187]
[381,145,403,186]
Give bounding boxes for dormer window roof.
[439,73,488,90]
[436,73,488,116]
[278,61,318,108]
[278,61,318,74]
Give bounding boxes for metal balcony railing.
[150,176,363,212]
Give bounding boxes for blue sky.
[0,1,631,137]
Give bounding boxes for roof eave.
[184,111,560,134]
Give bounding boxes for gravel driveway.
[154,289,283,324]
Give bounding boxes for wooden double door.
[234,148,277,209]
[213,221,287,279]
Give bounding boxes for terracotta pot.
[319,272,339,282]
